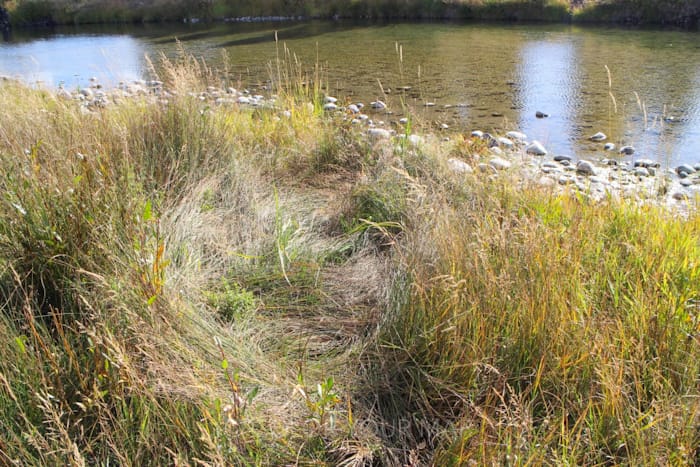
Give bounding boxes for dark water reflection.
[1,21,699,165]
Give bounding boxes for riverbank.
[1,58,699,464]
[2,0,699,29]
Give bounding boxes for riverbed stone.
[676,164,695,176]
[673,192,689,201]
[634,167,650,177]
[526,140,548,156]
[370,100,387,110]
[489,157,512,171]
[506,131,527,141]
[576,160,597,176]
[497,137,514,148]
[408,134,423,147]
[634,159,660,168]
[619,146,635,155]
[368,128,392,140]
[471,130,484,138]
[448,158,474,174]
[604,143,616,151]
[590,131,607,142]
[323,102,338,111]
[554,154,573,162]
[558,175,575,185]
[535,111,549,118]
[347,104,360,114]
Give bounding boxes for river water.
[1,21,699,165]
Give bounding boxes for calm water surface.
[1,21,699,165]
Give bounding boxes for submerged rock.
[619,146,635,155]
[535,111,549,118]
[590,132,607,142]
[604,143,616,151]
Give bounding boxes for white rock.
[370,100,387,110]
[619,146,635,155]
[347,104,360,114]
[471,130,484,138]
[399,117,409,124]
[368,128,392,140]
[447,158,474,174]
[604,143,616,151]
[590,132,607,142]
[576,160,598,176]
[526,140,548,156]
[489,157,512,171]
[324,96,338,104]
[237,96,251,104]
[506,131,527,141]
[323,102,338,111]
[558,175,574,185]
[497,137,514,148]
[408,134,423,147]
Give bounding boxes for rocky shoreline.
[34,78,700,210]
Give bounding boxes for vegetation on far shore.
[0,50,699,465]
[1,0,699,28]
